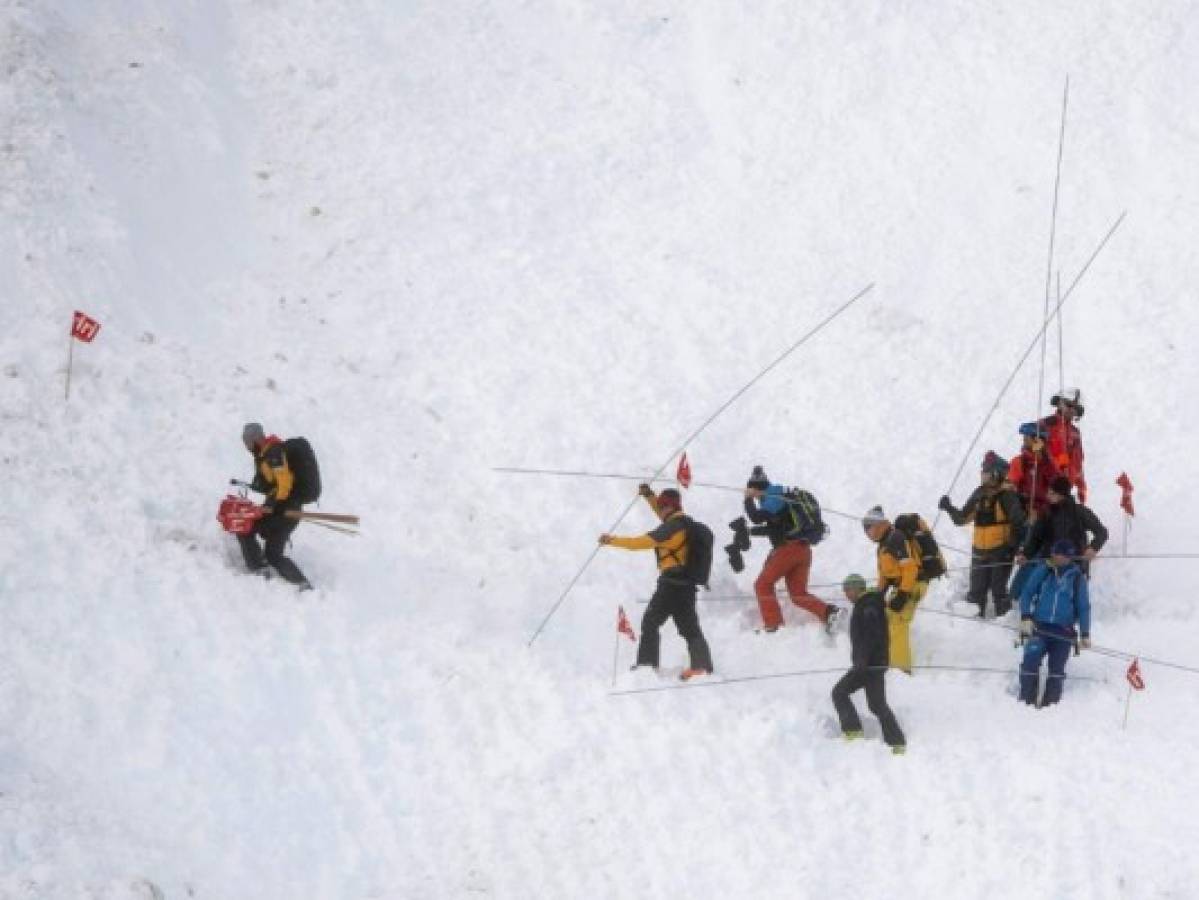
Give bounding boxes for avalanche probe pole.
[932,211,1126,533]
[526,282,876,646]
[1030,77,1070,514]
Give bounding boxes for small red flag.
[676,452,692,489]
[1116,472,1135,517]
[71,311,101,343]
[617,605,636,643]
[1126,657,1145,691]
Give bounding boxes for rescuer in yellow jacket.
[939,452,1026,618]
[861,505,925,674]
[600,485,713,681]
[239,422,311,589]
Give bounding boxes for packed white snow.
[3,1,1198,897]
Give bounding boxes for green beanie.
[842,573,868,594]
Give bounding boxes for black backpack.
[284,437,322,504]
[680,517,714,588]
[893,513,946,580]
[783,488,828,545]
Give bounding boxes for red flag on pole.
[617,605,636,643]
[676,452,692,489]
[71,311,102,343]
[1126,657,1145,690]
[1116,472,1135,516]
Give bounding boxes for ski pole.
[526,283,876,647]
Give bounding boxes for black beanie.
[747,466,769,489]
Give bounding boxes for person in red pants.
[743,466,839,633]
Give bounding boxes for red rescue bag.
[217,495,265,536]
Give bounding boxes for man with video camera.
[732,466,838,634]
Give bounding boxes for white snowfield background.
[3,1,1199,898]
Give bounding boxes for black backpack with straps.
[893,513,947,580]
[783,488,828,545]
[679,516,714,589]
[283,437,322,504]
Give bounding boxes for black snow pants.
[831,668,906,747]
[238,511,308,585]
[636,579,713,672]
[968,547,1015,615]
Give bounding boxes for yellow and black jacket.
[876,526,921,594]
[607,491,689,579]
[943,483,1026,552]
[250,436,296,507]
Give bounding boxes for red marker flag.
[1126,657,1145,691]
[617,605,636,643]
[1116,472,1135,517]
[676,452,692,489]
[71,310,101,343]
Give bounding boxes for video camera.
[725,517,768,573]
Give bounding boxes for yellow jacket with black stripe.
[251,437,296,506]
[876,525,921,593]
[944,483,1026,552]
[607,492,688,578]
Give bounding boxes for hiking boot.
[680,668,711,682]
[843,730,864,742]
[891,744,907,756]
[298,580,314,592]
[994,598,1012,617]
[249,565,272,580]
[629,663,659,673]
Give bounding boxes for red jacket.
[1007,448,1058,517]
[1039,411,1087,502]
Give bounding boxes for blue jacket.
[1019,560,1091,637]
[744,483,824,548]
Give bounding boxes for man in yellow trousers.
[861,506,928,674]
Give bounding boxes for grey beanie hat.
[861,505,886,529]
[242,422,265,447]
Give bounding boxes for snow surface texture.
[3,1,1199,897]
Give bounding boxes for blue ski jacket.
[1019,560,1091,637]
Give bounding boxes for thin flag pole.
[64,330,75,402]
[610,617,621,688]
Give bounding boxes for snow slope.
[3,1,1199,897]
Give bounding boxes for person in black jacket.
[1016,475,1108,569]
[830,574,906,753]
[1010,474,1107,599]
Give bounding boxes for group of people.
[597,388,1110,753]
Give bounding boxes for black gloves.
[638,483,654,498]
[937,495,953,512]
[888,592,911,612]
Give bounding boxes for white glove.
[1019,619,1034,638]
